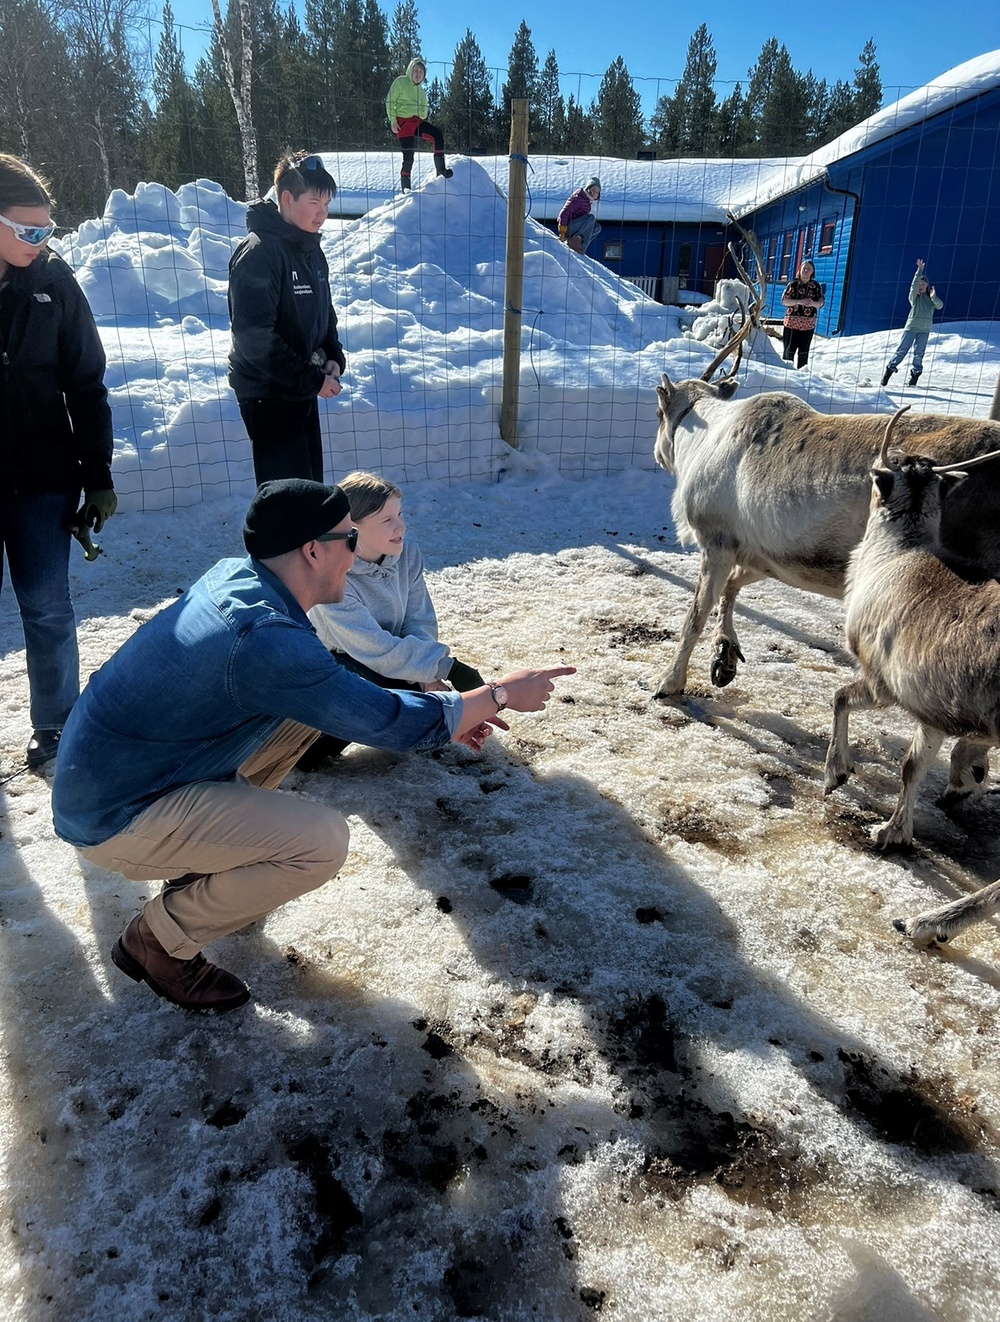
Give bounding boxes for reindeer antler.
[878,406,911,468]
[701,216,768,383]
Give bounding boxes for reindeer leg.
[709,565,762,688]
[939,738,992,809]
[894,878,1000,946]
[874,723,945,849]
[653,541,737,697]
[824,679,881,793]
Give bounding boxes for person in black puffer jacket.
[228,151,347,486]
[0,154,115,770]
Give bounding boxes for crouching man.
[51,479,574,1014]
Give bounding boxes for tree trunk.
[210,0,259,201]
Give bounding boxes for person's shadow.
[2,732,992,1320]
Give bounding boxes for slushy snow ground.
[3,159,1000,1320]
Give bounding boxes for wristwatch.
[489,683,508,713]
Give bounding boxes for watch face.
[493,684,508,709]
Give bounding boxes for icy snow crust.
[4,94,1000,1315]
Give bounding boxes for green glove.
[447,657,486,692]
[77,488,117,533]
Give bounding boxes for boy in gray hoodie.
[881,258,943,388]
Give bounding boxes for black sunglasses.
[315,527,358,552]
[298,154,324,172]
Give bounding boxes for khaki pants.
[80,721,349,960]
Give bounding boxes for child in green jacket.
[881,259,943,388]
[385,57,453,192]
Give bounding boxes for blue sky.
[165,0,1000,114]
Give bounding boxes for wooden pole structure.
[499,98,529,447]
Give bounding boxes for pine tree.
[536,49,562,151]
[388,0,419,74]
[593,56,643,157]
[671,24,718,157]
[304,0,339,145]
[648,90,680,158]
[358,0,392,145]
[61,0,149,207]
[563,93,590,153]
[821,78,857,143]
[853,39,882,121]
[714,82,743,156]
[149,1,200,188]
[439,29,496,154]
[426,75,442,119]
[501,21,538,144]
[758,44,808,154]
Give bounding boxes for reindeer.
[652,221,1000,701]
[653,377,1000,698]
[823,412,1000,852]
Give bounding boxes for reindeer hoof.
[651,669,685,697]
[710,641,745,688]
[872,821,911,850]
[894,914,946,946]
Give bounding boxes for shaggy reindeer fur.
[652,373,1000,699]
[825,456,1000,851]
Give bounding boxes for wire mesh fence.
[45,64,1000,514]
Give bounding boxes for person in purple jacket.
[557,177,601,255]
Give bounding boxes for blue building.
[321,51,1000,334]
[733,54,1000,335]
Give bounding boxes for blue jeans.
[0,491,80,730]
[888,330,929,373]
[567,214,602,251]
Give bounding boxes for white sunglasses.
[0,213,56,247]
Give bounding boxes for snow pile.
[51,160,707,509]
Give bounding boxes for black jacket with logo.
[227,200,346,401]
[0,250,113,494]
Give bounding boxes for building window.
[677,244,692,282]
[802,224,815,258]
[819,220,836,253]
[603,241,623,261]
[779,232,794,281]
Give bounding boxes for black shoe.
[295,734,350,772]
[881,366,896,387]
[26,728,61,769]
[400,173,411,192]
[908,371,922,387]
[439,167,453,179]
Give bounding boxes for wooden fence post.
[499,98,528,448]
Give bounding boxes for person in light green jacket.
[881,258,943,388]
[385,56,453,192]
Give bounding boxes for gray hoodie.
[308,534,451,684]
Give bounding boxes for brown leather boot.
[111,913,250,1013]
[567,233,586,254]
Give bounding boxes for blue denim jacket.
[52,556,461,846]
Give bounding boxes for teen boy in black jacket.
[228,152,346,485]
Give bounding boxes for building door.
[701,244,726,295]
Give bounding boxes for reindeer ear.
[872,469,894,502]
[655,384,672,413]
[660,372,672,389]
[718,378,740,400]
[941,471,969,497]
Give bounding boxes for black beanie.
[243,479,351,559]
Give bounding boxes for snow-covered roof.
[728,48,1000,214]
[322,49,1000,226]
[321,151,781,225]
